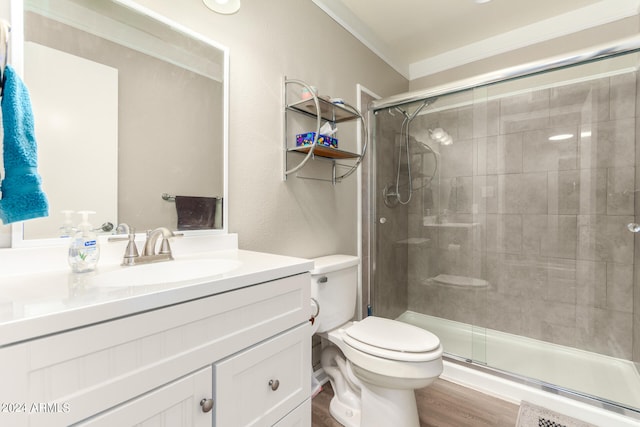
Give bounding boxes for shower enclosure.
[368,40,640,415]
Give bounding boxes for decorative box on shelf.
[296,132,338,149]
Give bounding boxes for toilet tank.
[310,255,359,333]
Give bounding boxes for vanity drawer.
[213,323,311,427]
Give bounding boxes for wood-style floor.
[312,378,519,427]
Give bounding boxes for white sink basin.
[92,258,242,287]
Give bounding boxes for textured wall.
[128,0,408,258]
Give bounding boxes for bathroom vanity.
[0,236,313,426]
[0,1,317,424]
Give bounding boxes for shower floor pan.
[397,310,640,411]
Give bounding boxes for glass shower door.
[371,48,640,412]
[372,87,488,364]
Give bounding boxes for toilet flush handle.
[309,298,320,325]
[310,277,326,325]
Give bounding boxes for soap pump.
[59,210,76,238]
[68,210,100,273]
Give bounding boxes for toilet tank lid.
[310,255,359,275]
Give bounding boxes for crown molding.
[313,0,640,82]
[409,0,640,80]
[311,0,409,79]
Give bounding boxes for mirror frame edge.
[9,0,230,248]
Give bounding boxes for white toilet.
[310,255,443,427]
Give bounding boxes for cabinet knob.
[200,398,214,413]
[269,379,280,391]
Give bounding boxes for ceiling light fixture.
[548,134,574,141]
[474,0,492,4]
[203,0,240,14]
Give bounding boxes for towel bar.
[162,193,222,202]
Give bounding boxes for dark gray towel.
[175,196,217,230]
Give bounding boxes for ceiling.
[312,0,640,80]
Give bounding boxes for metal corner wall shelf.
[287,97,360,123]
[283,77,367,184]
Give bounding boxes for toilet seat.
[343,316,441,362]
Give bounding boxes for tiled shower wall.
[374,68,639,362]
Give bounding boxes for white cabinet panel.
[77,367,212,427]
[274,399,312,427]
[214,323,311,427]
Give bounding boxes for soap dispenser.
[59,210,75,238]
[68,210,100,273]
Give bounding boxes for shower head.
[429,128,453,146]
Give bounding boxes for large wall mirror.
[12,0,228,246]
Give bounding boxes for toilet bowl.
[310,255,443,427]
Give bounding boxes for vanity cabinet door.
[273,399,311,427]
[214,323,311,427]
[76,366,212,427]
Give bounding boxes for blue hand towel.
[0,64,48,224]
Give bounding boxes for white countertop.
[0,235,313,347]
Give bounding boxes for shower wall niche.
[371,51,640,411]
